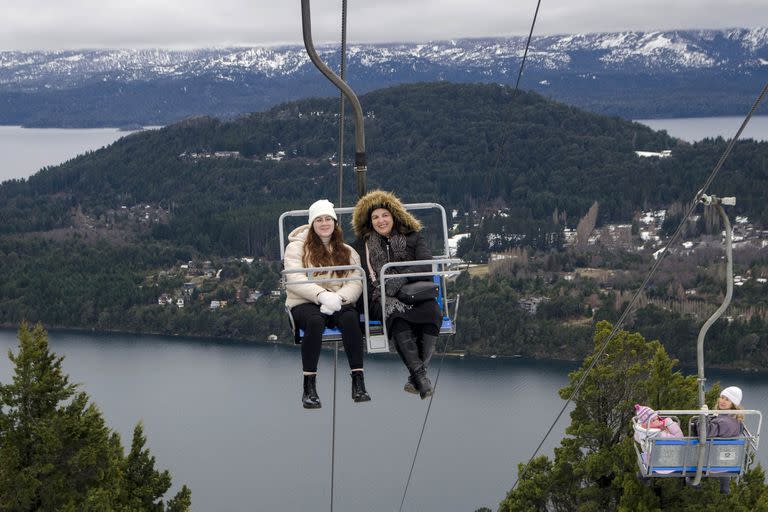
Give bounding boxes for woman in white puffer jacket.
[284,199,370,409]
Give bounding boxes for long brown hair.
[715,399,745,422]
[302,222,352,277]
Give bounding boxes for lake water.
[0,126,149,183]
[635,115,768,143]
[0,329,766,511]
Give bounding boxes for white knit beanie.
[308,199,337,225]
[721,386,743,406]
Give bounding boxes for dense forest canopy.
[2,82,766,258]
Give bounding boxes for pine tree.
[0,323,191,512]
[118,422,172,511]
[166,486,192,512]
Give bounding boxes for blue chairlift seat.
[293,275,457,343]
[633,411,762,480]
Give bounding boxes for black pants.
[291,303,365,373]
[390,317,440,338]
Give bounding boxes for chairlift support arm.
[693,194,736,485]
[301,0,367,197]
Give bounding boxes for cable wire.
[398,1,547,503]
[465,0,543,260]
[510,80,768,491]
[493,0,543,170]
[330,5,348,511]
[337,0,347,208]
[399,333,454,512]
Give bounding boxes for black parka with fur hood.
[352,190,434,302]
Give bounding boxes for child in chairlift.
[633,404,684,441]
[633,404,684,472]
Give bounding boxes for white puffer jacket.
[284,225,363,310]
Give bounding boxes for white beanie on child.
[308,199,337,225]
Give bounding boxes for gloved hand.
[320,304,335,315]
[318,291,342,312]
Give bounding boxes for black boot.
[405,334,438,394]
[403,376,419,394]
[302,374,321,409]
[351,371,371,403]
[420,334,438,367]
[394,331,433,399]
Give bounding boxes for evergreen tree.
[499,321,768,511]
[118,423,173,511]
[0,322,122,510]
[166,486,192,512]
[0,323,191,512]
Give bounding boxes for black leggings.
[291,303,365,373]
[390,318,439,338]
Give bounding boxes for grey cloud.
[1,0,766,50]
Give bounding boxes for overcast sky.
[3,0,767,51]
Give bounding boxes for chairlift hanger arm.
[300,0,367,196]
[693,196,735,485]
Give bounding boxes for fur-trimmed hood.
[352,190,422,237]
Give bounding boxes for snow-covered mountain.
[2,28,767,126]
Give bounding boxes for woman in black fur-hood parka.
[352,190,441,399]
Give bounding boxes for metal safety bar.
[282,265,387,353]
[379,258,463,341]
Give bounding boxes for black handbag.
[396,280,438,305]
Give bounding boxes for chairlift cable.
[399,333,454,512]
[510,81,768,492]
[492,0,543,170]
[330,3,348,511]
[337,0,348,208]
[467,0,543,261]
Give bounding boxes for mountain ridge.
[3,27,768,87]
[2,28,768,126]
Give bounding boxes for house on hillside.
[635,150,672,158]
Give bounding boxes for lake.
[0,125,149,182]
[635,115,768,143]
[0,329,766,511]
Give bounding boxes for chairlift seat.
[280,203,461,353]
[633,410,761,479]
[637,437,747,477]
[291,275,456,343]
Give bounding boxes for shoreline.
[1,323,764,374]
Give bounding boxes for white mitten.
[320,304,335,315]
[318,291,342,312]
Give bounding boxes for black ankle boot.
[413,367,433,400]
[302,374,321,409]
[403,376,419,394]
[394,331,433,400]
[351,371,371,403]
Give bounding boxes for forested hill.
[1,82,767,258]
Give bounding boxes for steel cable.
[330,4,348,511]
[399,333,454,512]
[399,2,547,505]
